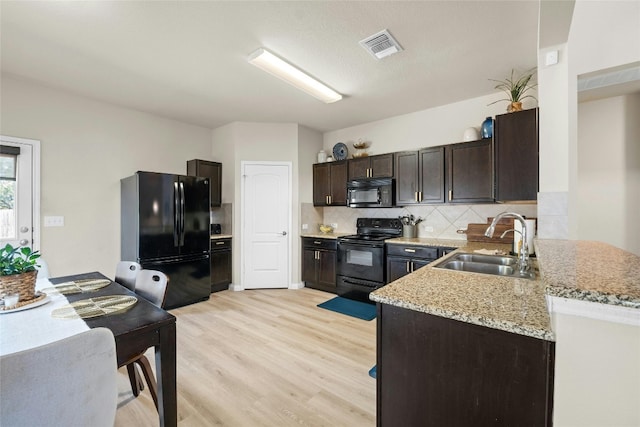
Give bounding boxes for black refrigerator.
[121,171,211,309]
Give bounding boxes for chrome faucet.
[484,212,530,274]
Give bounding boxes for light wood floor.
[115,288,377,426]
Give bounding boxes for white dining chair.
[124,269,169,410]
[115,260,141,291]
[35,257,50,279]
[0,328,118,427]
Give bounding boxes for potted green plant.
[488,68,537,112]
[0,243,41,303]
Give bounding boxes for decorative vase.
[508,101,523,112]
[481,117,493,138]
[317,149,327,163]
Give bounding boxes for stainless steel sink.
[434,253,536,280]
[438,260,515,276]
[451,253,517,266]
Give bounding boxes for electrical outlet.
[423,225,434,232]
[44,216,64,227]
[330,223,338,229]
[302,224,308,230]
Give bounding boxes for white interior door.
[0,136,39,251]
[241,162,291,289]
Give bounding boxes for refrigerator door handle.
[179,181,185,246]
[173,181,180,247]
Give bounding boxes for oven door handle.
[340,278,379,289]
[339,241,385,248]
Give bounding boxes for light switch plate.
[545,50,559,66]
[44,216,64,227]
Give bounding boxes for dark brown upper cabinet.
[348,153,394,180]
[313,161,348,206]
[395,147,445,205]
[446,138,494,203]
[494,108,539,202]
[187,159,222,207]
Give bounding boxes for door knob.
[19,239,29,246]
[20,226,30,233]
[282,231,287,236]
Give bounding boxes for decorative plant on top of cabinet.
[488,68,537,113]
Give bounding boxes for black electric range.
[336,218,402,303]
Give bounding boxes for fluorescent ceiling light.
[248,48,342,104]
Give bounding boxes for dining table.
[0,271,177,427]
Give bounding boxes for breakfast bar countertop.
[536,239,640,308]
[370,241,555,341]
[371,238,640,342]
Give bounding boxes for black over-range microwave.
[346,178,395,208]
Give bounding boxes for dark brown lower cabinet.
[210,238,232,292]
[301,237,337,293]
[377,303,554,427]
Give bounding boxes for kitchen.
[1,1,639,426]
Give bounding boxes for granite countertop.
[371,238,640,342]
[211,234,232,239]
[536,239,640,308]
[300,232,351,240]
[385,237,467,247]
[370,241,555,341]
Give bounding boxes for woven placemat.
[41,279,111,295]
[51,295,137,319]
[0,292,47,311]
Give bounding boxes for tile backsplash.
[210,203,233,234]
[301,203,537,239]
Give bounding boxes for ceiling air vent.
[359,29,403,60]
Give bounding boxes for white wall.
[212,122,321,287]
[578,93,640,255]
[552,311,640,427]
[566,0,640,239]
[323,92,536,154]
[0,75,214,277]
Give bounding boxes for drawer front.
[302,237,337,251]
[386,244,438,260]
[211,238,232,250]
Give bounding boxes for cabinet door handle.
[404,248,416,253]
[215,241,225,245]
[448,190,452,201]
[315,250,319,260]
[419,191,423,202]
[410,261,415,272]
[406,261,410,273]
[414,192,419,202]
[328,195,332,204]
[314,241,322,244]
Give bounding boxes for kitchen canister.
[317,149,327,163]
[402,224,417,238]
[481,117,493,138]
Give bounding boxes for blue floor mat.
[368,366,377,379]
[317,296,376,321]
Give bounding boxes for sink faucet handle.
[499,228,522,239]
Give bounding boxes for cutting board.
[458,217,516,244]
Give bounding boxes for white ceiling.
[0,1,540,133]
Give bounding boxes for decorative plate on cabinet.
[332,142,348,161]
